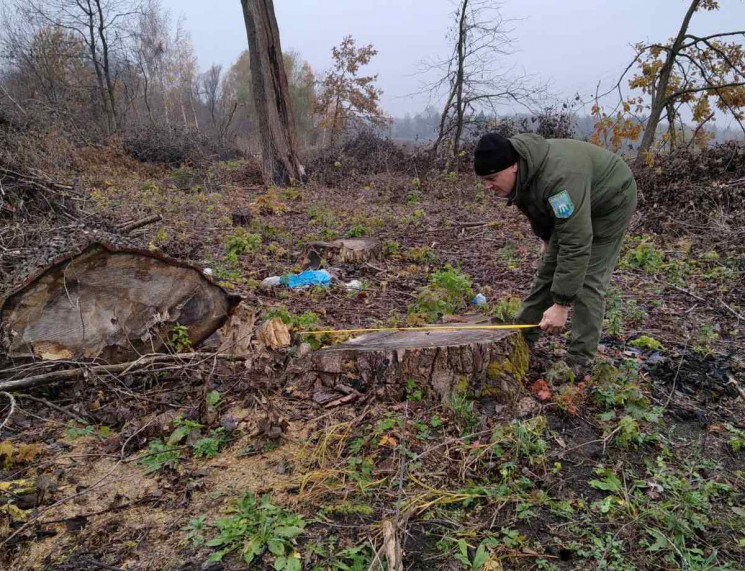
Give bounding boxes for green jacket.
[508,134,636,305]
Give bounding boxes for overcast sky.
[163,0,745,122]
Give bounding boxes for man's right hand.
[541,241,548,255]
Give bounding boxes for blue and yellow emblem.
[548,190,575,218]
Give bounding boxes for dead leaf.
[15,443,43,464]
[379,435,397,448]
[530,380,552,401]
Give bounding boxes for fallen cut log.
[1,242,240,363]
[288,321,530,404]
[116,214,162,234]
[302,238,381,269]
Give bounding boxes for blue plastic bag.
[471,293,487,306]
[280,269,331,288]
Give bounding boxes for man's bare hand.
[539,304,569,333]
[540,240,548,255]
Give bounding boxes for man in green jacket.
[474,132,638,370]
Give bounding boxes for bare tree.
[425,0,543,167]
[239,0,304,186]
[199,64,238,148]
[17,0,142,133]
[424,0,544,168]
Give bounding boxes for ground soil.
[0,147,743,570]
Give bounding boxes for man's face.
[481,162,518,198]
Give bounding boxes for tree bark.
[636,0,700,160]
[288,324,530,404]
[240,0,304,186]
[451,0,469,171]
[94,0,119,131]
[83,0,113,134]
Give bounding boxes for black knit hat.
[473,133,519,176]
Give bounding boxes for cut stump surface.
[291,321,530,404]
[1,242,239,362]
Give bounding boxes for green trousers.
[517,185,637,363]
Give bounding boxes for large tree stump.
[288,323,530,404]
[302,238,381,268]
[0,243,240,362]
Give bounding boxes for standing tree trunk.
[451,0,468,171]
[94,0,119,131]
[240,0,304,186]
[636,0,700,161]
[83,0,113,134]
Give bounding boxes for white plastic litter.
[345,279,362,290]
[203,268,213,276]
[260,276,282,288]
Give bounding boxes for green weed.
[344,223,368,238]
[409,265,474,322]
[693,325,719,356]
[621,236,665,273]
[383,240,400,258]
[192,429,228,459]
[305,537,373,570]
[725,424,745,453]
[629,335,664,351]
[224,228,261,265]
[265,306,319,330]
[406,246,438,265]
[191,491,306,568]
[490,296,521,322]
[169,322,192,353]
[139,439,181,475]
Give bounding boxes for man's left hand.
[539,304,569,333]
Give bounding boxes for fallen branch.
[0,352,245,392]
[0,391,16,430]
[718,298,744,321]
[324,393,358,409]
[382,519,403,571]
[16,394,88,423]
[116,214,162,234]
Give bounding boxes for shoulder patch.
[548,190,575,219]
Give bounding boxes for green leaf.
[457,538,469,559]
[206,536,229,548]
[206,390,221,407]
[207,547,232,562]
[473,544,489,570]
[167,426,190,446]
[274,555,288,570]
[597,496,614,514]
[274,525,305,538]
[285,554,302,571]
[268,538,286,556]
[647,528,668,552]
[589,473,622,493]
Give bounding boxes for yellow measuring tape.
[299,324,539,336]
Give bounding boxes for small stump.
[289,323,530,404]
[302,238,381,268]
[231,209,252,227]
